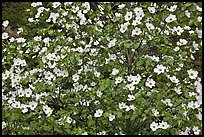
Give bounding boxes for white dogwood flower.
[150,122,159,131]
[165,14,177,23]
[187,69,198,79]
[145,77,156,88]
[2,20,9,27]
[124,11,133,21]
[111,68,119,75]
[127,94,135,101]
[154,64,166,74]
[94,109,103,118]
[109,114,115,121]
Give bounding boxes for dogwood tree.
[2,2,202,135]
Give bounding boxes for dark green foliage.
[2,2,32,30]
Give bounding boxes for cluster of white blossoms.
[97,131,106,135]
[150,121,170,131]
[152,108,159,116]
[184,10,191,18]
[17,88,32,97]
[108,38,117,48]
[119,102,135,111]
[127,74,141,85]
[145,23,155,31]
[161,99,173,107]
[13,58,27,66]
[76,9,87,25]
[187,101,200,109]
[179,126,201,135]
[119,5,145,33]
[2,70,10,80]
[134,7,145,19]
[177,39,188,46]
[166,5,178,12]
[144,55,160,62]
[174,46,180,52]
[52,2,61,8]
[47,12,60,23]
[132,7,144,26]
[18,101,38,113]
[53,68,69,77]
[82,2,90,14]
[42,105,53,117]
[31,2,42,7]
[125,74,141,91]
[44,53,61,61]
[57,116,75,126]
[35,7,46,19]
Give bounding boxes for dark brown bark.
[2,27,20,38]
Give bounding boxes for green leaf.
[145,58,152,68]
[133,43,140,49]
[55,126,63,134]
[87,115,93,127]
[135,60,143,67]
[48,30,54,35]
[125,114,130,119]
[116,111,122,118]
[193,20,198,26]
[2,108,7,118]
[134,92,141,98]
[185,3,192,7]
[124,43,130,48]
[99,79,111,91]
[130,114,137,121]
